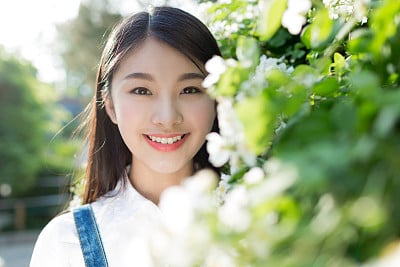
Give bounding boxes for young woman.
[30,6,221,266]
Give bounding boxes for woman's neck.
[128,160,193,205]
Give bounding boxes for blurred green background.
[0,0,150,232]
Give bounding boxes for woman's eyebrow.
[123,72,154,81]
[122,72,205,82]
[178,72,205,81]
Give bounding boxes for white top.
[30,178,164,267]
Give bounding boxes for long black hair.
[82,6,222,203]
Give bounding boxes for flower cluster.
[202,1,259,39]
[202,55,229,88]
[323,0,369,23]
[203,49,298,203]
[208,97,256,169]
[144,0,400,265]
[148,170,218,267]
[148,159,298,266]
[238,54,294,100]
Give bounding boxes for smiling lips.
[144,133,188,152]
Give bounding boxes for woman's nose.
[151,96,183,127]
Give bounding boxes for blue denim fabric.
[73,204,109,267]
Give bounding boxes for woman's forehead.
[115,38,204,77]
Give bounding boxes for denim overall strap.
[73,204,109,267]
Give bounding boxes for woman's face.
[106,38,216,175]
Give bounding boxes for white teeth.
[148,135,183,144]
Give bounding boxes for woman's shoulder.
[40,210,78,242]
[30,210,82,267]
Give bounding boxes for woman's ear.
[103,92,118,124]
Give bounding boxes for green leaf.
[369,0,400,56]
[235,92,275,154]
[301,8,334,50]
[268,28,292,48]
[313,77,339,96]
[333,52,346,76]
[257,0,287,41]
[216,64,249,97]
[347,29,374,54]
[292,64,318,77]
[349,70,380,98]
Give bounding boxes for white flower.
[182,169,218,195]
[259,55,294,74]
[159,186,194,234]
[282,11,307,35]
[282,0,312,35]
[243,167,265,185]
[207,97,259,172]
[214,174,232,205]
[217,97,244,140]
[203,55,227,88]
[290,0,312,13]
[218,185,251,232]
[323,0,369,23]
[152,177,215,266]
[158,170,218,234]
[207,98,245,168]
[207,132,231,167]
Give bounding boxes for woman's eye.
[181,87,201,94]
[130,87,152,95]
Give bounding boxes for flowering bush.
[150,0,400,266]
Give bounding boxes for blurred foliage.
[0,47,80,197]
[0,48,47,195]
[150,0,400,266]
[55,0,123,98]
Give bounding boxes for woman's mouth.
[144,134,188,152]
[146,134,186,144]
